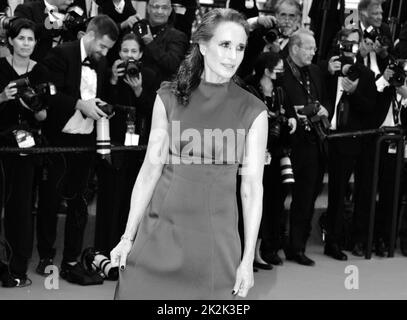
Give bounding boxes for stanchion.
[328,127,404,259]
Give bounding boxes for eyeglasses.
[299,46,318,53]
[276,13,298,21]
[149,4,171,11]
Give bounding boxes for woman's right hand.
[110,238,133,270]
[110,59,125,85]
[0,82,17,103]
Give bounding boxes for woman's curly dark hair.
[171,8,250,106]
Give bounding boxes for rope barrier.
[0,145,147,154]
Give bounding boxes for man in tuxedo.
[14,0,74,62]
[35,14,119,284]
[281,29,330,266]
[351,0,400,257]
[323,27,377,260]
[140,0,188,88]
[239,0,302,78]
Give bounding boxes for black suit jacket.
[14,1,57,62]
[325,64,377,153]
[357,23,395,128]
[282,60,331,145]
[42,40,108,139]
[142,24,188,89]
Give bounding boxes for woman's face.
[119,39,143,61]
[200,21,247,83]
[9,28,36,58]
[269,59,284,80]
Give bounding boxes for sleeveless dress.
[114,79,266,300]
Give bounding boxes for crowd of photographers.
[0,0,406,289]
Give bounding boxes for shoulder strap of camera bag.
[286,56,317,105]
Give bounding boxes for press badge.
[265,151,272,165]
[388,143,397,154]
[13,129,35,149]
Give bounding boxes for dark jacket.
[42,40,109,141]
[142,23,188,89]
[325,63,377,153]
[107,65,158,145]
[0,58,48,146]
[282,59,331,146]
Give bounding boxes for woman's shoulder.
[230,80,267,129]
[231,80,266,110]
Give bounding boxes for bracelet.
[121,235,135,242]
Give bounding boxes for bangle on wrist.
[121,235,135,242]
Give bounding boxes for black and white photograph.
[0,0,406,312]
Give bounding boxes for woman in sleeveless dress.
[110,8,268,300]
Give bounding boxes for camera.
[0,12,16,32]
[388,58,407,87]
[132,20,149,37]
[264,28,280,44]
[64,5,89,34]
[96,103,115,157]
[81,247,119,281]
[363,26,385,44]
[298,101,331,141]
[118,59,142,78]
[13,78,56,112]
[336,40,361,81]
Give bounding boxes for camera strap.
[286,57,316,104]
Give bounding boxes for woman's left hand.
[124,74,143,97]
[232,260,254,298]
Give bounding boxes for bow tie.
[82,57,96,70]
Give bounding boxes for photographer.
[245,51,296,268]
[14,0,76,62]
[97,0,138,31]
[138,0,188,88]
[35,15,119,284]
[352,0,402,257]
[0,18,48,288]
[239,0,302,78]
[281,28,330,266]
[94,32,157,256]
[324,27,377,261]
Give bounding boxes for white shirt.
[62,39,97,134]
[330,76,345,130]
[113,0,125,14]
[86,0,99,17]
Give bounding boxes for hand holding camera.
[75,98,108,120]
[383,66,395,83]
[342,77,359,94]
[121,14,139,30]
[257,15,277,29]
[0,82,17,103]
[328,56,342,75]
[111,59,126,85]
[373,39,389,58]
[124,73,143,97]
